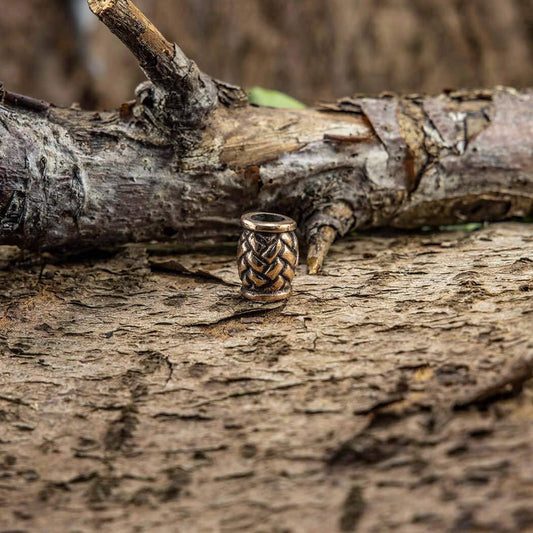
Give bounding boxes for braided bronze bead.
[237,212,298,302]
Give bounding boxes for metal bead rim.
[241,212,297,233]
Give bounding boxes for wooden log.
[1,87,531,272]
[0,0,532,276]
[0,222,532,531]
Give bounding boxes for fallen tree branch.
[0,1,532,273]
[87,0,218,135]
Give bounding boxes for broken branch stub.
[87,0,217,132]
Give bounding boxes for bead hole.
[251,213,285,223]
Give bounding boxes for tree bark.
[1,3,532,531]
[1,85,532,270]
[1,0,532,272]
[0,222,532,532]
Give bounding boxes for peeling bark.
[1,88,532,272]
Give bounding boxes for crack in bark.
[454,354,533,408]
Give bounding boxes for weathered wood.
[87,0,218,133]
[1,1,532,273]
[1,222,532,531]
[1,88,532,272]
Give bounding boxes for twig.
[307,226,337,274]
[0,83,50,113]
[306,202,354,274]
[87,0,217,129]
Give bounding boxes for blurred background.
[1,0,532,109]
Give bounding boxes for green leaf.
[438,222,484,232]
[247,87,306,109]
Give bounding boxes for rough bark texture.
[1,1,532,273]
[1,2,532,531]
[1,88,533,267]
[1,222,532,532]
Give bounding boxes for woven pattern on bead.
[237,230,298,294]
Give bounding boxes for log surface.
[1,222,532,532]
[1,0,532,272]
[1,89,532,260]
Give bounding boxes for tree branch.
[87,0,218,133]
[0,1,532,273]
